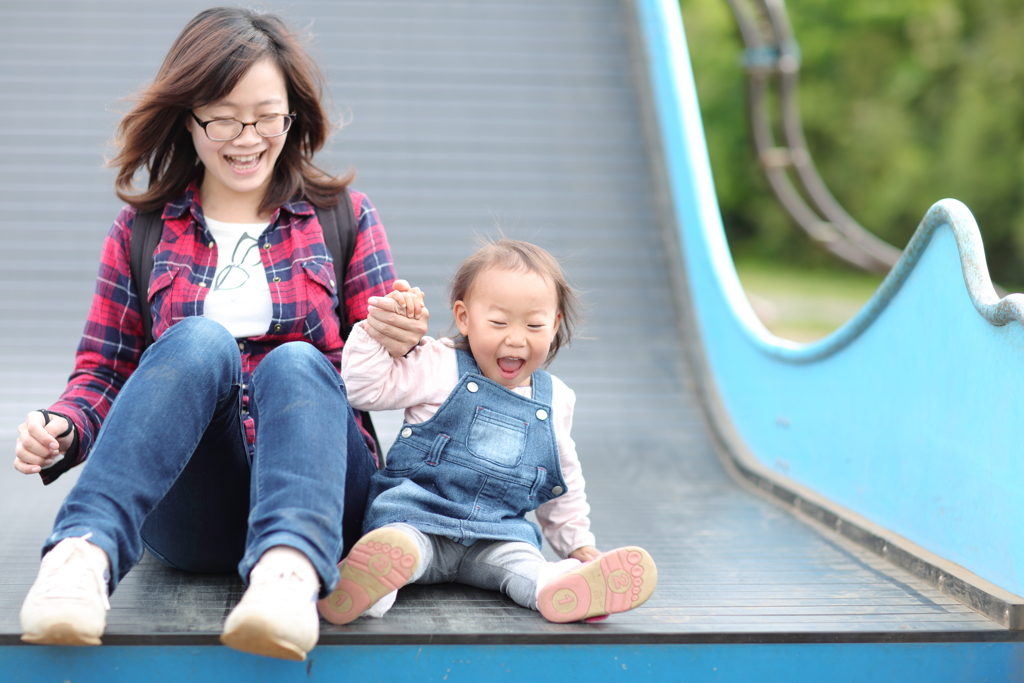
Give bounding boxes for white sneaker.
[20,534,111,645]
[220,547,321,661]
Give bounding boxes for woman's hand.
[569,545,601,562]
[14,411,74,475]
[364,280,429,357]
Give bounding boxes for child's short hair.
[449,239,580,366]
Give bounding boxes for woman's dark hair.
[110,6,350,214]
[449,239,581,366]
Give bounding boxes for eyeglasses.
[190,112,296,141]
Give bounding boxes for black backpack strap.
[128,208,164,349]
[314,191,381,461]
[315,190,357,342]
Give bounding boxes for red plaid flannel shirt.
[43,182,395,483]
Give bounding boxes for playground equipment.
[725,0,901,273]
[0,0,1020,679]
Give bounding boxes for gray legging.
[386,522,550,610]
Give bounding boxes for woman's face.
[187,59,290,219]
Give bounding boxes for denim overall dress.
[362,349,568,550]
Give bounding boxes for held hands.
[364,280,429,357]
[14,411,74,475]
[569,545,601,562]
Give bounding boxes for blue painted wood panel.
[3,643,1021,682]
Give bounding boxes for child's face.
[454,267,562,389]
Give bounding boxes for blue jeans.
[45,317,374,597]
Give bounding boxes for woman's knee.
[157,316,236,350]
[140,317,240,382]
[258,341,335,382]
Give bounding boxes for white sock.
[362,589,398,618]
[534,558,582,603]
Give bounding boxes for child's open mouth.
[497,357,525,378]
[225,152,263,171]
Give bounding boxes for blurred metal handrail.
[725,0,903,274]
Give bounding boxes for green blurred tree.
[680,0,1024,287]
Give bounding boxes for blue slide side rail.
[635,0,1024,599]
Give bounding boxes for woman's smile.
[224,152,263,172]
[187,58,289,221]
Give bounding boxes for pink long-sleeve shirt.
[342,323,596,558]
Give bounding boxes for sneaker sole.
[220,613,308,662]
[21,622,102,646]
[318,527,420,625]
[537,546,657,623]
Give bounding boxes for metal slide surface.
[0,0,1008,646]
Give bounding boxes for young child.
[320,239,656,624]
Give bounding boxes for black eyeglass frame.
[189,112,297,141]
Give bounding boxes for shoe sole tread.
[21,621,102,646]
[220,613,308,662]
[318,527,420,625]
[538,546,657,623]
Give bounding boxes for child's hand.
[569,545,600,562]
[382,282,425,320]
[365,280,429,357]
[367,281,426,320]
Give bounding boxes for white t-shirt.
[203,217,273,339]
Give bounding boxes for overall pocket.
[467,407,528,468]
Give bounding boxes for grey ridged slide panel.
[0,0,1010,643]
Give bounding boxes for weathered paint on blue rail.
[3,643,1021,682]
[635,0,1024,598]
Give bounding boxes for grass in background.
[734,259,885,342]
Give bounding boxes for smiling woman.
[186,60,292,221]
[13,6,429,663]
[109,8,345,219]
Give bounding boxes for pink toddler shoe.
[537,546,657,623]
[317,527,420,625]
